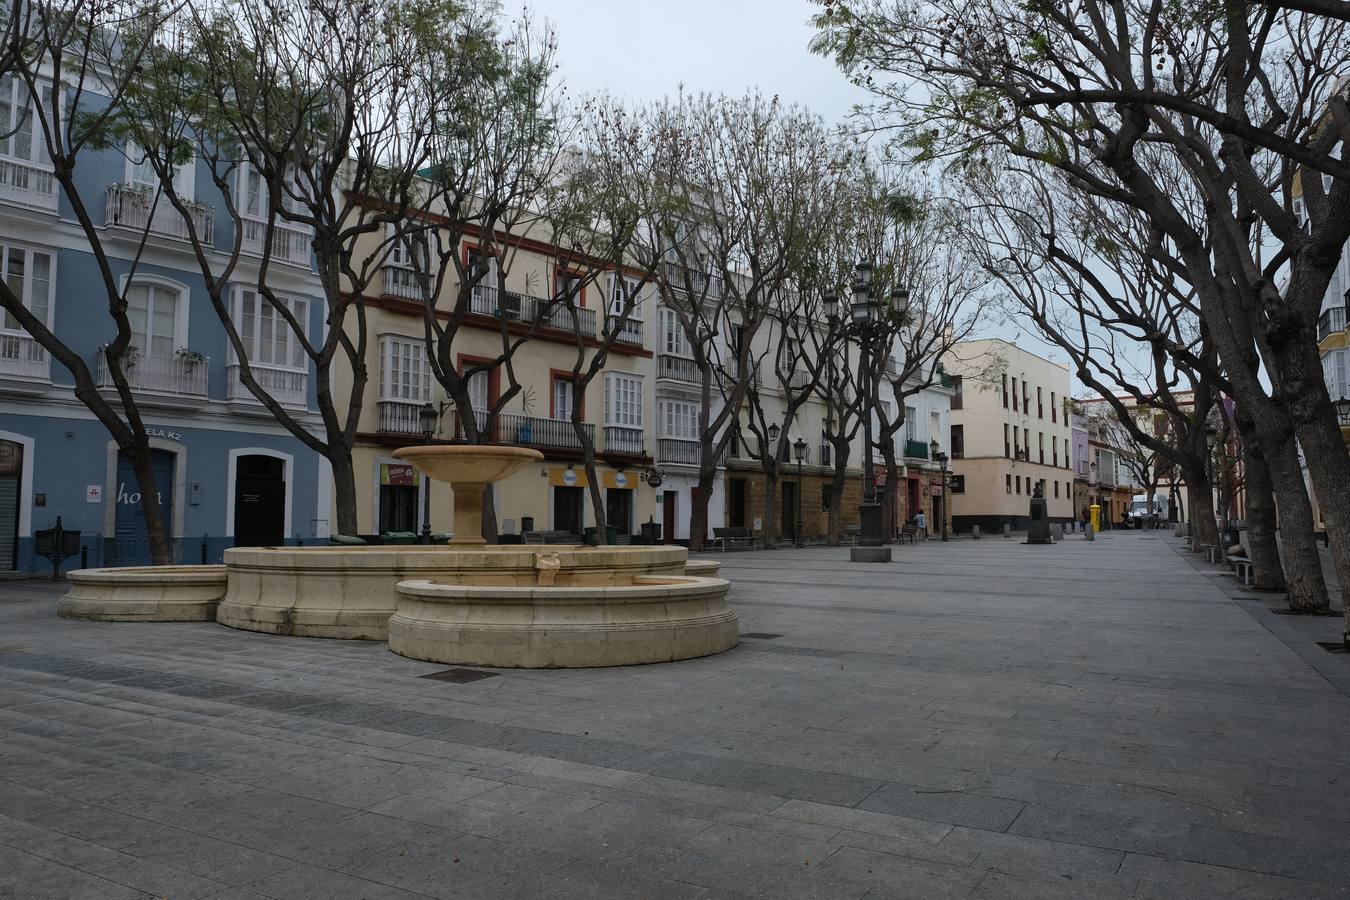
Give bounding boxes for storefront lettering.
[144,428,182,441]
[117,483,164,505]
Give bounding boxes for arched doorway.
[0,439,21,570]
[234,455,286,547]
[113,449,175,565]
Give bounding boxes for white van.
[1128,494,1169,526]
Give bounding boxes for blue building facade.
[0,93,328,573]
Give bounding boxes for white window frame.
[605,372,643,428]
[126,141,195,199]
[120,275,189,357]
[660,307,691,357]
[659,399,699,440]
[379,334,431,403]
[0,241,55,333]
[0,76,53,166]
[552,376,575,422]
[231,286,308,370]
[610,273,642,320]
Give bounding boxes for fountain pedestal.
[391,445,543,544]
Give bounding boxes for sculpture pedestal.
[1025,497,1054,545]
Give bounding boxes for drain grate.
[419,668,499,683]
[740,632,782,640]
[1316,642,1348,654]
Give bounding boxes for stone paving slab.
[1,532,1349,898]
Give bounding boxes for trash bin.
[583,526,598,546]
[640,521,661,545]
[606,525,619,544]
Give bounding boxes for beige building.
[944,340,1074,530]
[334,219,659,541]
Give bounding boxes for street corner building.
[0,135,329,574]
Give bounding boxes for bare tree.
[814,0,1349,626]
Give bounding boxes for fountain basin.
[389,574,738,668]
[216,545,692,639]
[58,565,227,622]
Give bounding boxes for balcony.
[463,412,593,451]
[718,357,756,387]
[241,218,311,267]
[106,184,213,243]
[610,317,643,347]
[0,333,48,381]
[466,285,596,336]
[378,399,423,435]
[97,348,208,398]
[663,261,722,298]
[0,159,57,211]
[1318,305,1347,342]
[904,439,930,461]
[884,357,899,376]
[773,366,811,391]
[226,363,307,408]
[382,264,427,301]
[1076,460,1089,477]
[657,353,700,384]
[658,437,706,467]
[604,425,644,456]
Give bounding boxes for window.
[1023,427,1030,457]
[1012,426,1019,459]
[905,405,918,442]
[1005,473,1012,493]
[388,223,430,271]
[1011,377,1018,411]
[127,282,181,358]
[1324,348,1349,401]
[777,338,798,377]
[1015,475,1021,495]
[552,375,576,421]
[379,336,430,402]
[128,141,194,198]
[1051,391,1057,423]
[467,369,489,411]
[951,375,963,410]
[951,424,964,459]
[605,373,642,427]
[1038,432,1045,464]
[238,160,306,220]
[1037,386,1043,419]
[0,243,52,332]
[1004,424,1010,459]
[1052,436,1059,468]
[659,399,698,439]
[931,411,941,451]
[1054,480,1059,498]
[466,245,495,303]
[610,274,641,319]
[660,308,691,356]
[0,76,36,163]
[235,289,307,369]
[556,269,584,305]
[1002,374,1008,408]
[1023,382,1030,411]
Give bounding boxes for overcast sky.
[519,0,1074,373]
[520,0,871,126]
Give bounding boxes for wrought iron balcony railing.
[97,348,208,398]
[106,184,213,243]
[226,363,307,408]
[0,159,56,211]
[0,333,48,380]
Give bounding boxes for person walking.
[915,509,927,541]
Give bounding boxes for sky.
[518,0,1076,377]
[519,0,871,126]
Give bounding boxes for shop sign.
[381,463,415,486]
[548,467,589,488]
[86,485,102,503]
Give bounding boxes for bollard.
[80,544,88,569]
[1003,523,1011,539]
[972,525,981,540]
[1085,523,1095,541]
[1051,523,1063,541]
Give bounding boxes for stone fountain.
[61,444,738,669]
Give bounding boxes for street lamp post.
[793,436,807,548]
[417,401,440,545]
[1336,396,1350,427]
[931,439,949,542]
[825,263,908,560]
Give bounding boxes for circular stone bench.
[58,566,227,622]
[389,574,739,668]
[217,545,694,640]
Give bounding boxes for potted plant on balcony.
[175,347,207,369]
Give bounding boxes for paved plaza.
[2,531,1349,899]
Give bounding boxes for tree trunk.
[1259,439,1329,611]
[1239,438,1287,593]
[879,442,900,541]
[762,465,780,550]
[689,466,715,552]
[827,449,849,546]
[330,451,359,538]
[126,441,173,565]
[1183,460,1220,550]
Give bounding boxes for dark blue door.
[112,449,174,566]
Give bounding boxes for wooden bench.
[711,526,760,551]
[523,530,578,545]
[1201,544,1224,564]
[897,523,918,545]
[1232,557,1255,586]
